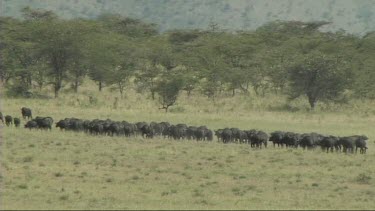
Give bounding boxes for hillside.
[1,0,374,34]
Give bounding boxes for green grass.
[1,84,375,209]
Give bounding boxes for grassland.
[1,84,375,210]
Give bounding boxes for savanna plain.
[1,85,375,210]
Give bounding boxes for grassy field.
[1,85,375,210]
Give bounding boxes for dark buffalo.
[215,129,223,142]
[90,122,104,135]
[83,120,91,133]
[13,118,21,127]
[168,124,187,140]
[221,128,233,143]
[230,128,241,143]
[140,124,154,138]
[123,122,135,137]
[21,107,32,119]
[135,122,148,136]
[186,126,197,140]
[269,131,285,147]
[320,136,340,153]
[299,132,324,150]
[102,119,113,136]
[339,136,362,153]
[24,120,38,130]
[205,129,213,141]
[0,112,3,123]
[38,117,53,130]
[109,122,122,136]
[33,116,53,129]
[176,123,188,129]
[282,132,301,148]
[159,122,171,138]
[245,129,257,146]
[250,130,269,148]
[195,126,207,141]
[168,125,178,140]
[354,135,368,154]
[150,122,164,136]
[56,119,69,130]
[71,119,84,132]
[5,115,13,126]
[238,130,248,144]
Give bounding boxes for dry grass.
[1,82,375,210]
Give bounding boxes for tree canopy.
[1,7,375,110]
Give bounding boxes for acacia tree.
[167,30,204,96]
[68,61,88,93]
[155,76,185,112]
[107,59,136,98]
[85,32,122,92]
[1,8,61,94]
[185,32,229,99]
[352,32,375,98]
[254,20,334,96]
[288,52,353,110]
[29,17,90,97]
[85,28,136,97]
[217,33,247,96]
[135,35,182,100]
[0,17,37,88]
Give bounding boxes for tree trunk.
[151,90,155,100]
[54,69,63,98]
[239,84,249,94]
[99,81,103,92]
[113,97,119,109]
[150,81,155,100]
[27,75,32,88]
[119,83,124,99]
[20,75,28,89]
[254,85,259,96]
[308,95,317,110]
[5,77,10,85]
[274,87,278,95]
[232,88,235,97]
[54,84,60,98]
[261,88,266,97]
[38,83,43,91]
[74,79,79,93]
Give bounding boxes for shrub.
[6,83,32,98]
[356,173,372,184]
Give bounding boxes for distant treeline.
[1,7,374,110]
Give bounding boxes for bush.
[6,83,32,98]
[169,105,186,113]
[356,173,372,184]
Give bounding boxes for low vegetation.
[1,7,375,111]
[1,86,375,209]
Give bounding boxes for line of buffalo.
[0,108,369,154]
[215,129,368,154]
[55,118,213,141]
[0,107,32,127]
[44,117,373,154]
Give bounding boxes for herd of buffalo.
[0,107,369,154]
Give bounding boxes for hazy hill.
[1,0,374,34]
